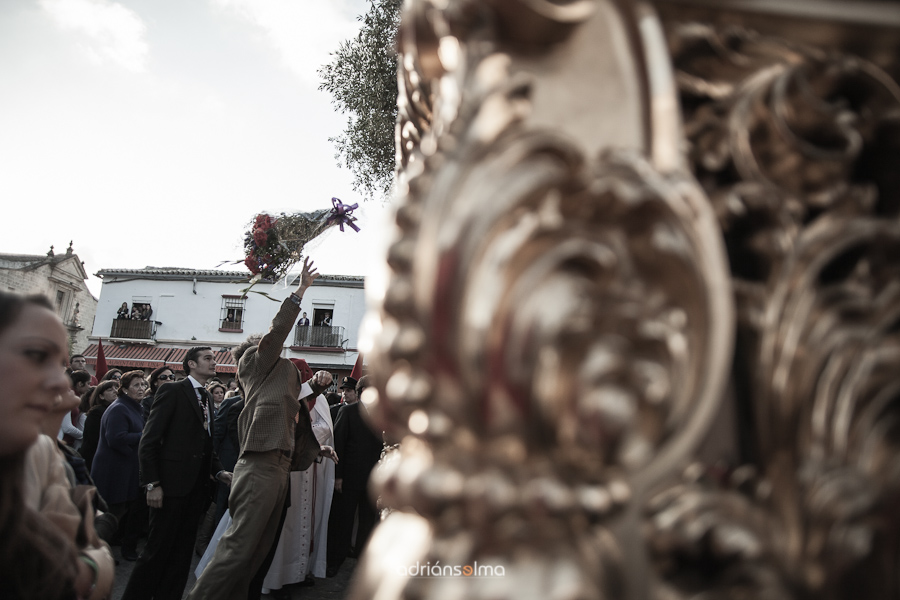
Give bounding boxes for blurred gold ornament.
[355,1,900,599]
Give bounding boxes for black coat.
[333,402,383,490]
[80,402,109,472]
[212,395,244,472]
[91,395,144,504]
[139,378,223,497]
[141,390,156,422]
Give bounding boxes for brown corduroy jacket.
[237,297,315,455]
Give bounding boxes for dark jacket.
[330,402,342,425]
[141,390,157,423]
[139,378,223,497]
[333,402,383,490]
[213,395,244,473]
[91,394,144,504]
[58,440,109,513]
[80,401,110,472]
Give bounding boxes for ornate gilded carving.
[644,21,900,600]
[356,1,900,599]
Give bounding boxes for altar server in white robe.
[262,389,335,592]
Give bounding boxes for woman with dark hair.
[101,368,123,382]
[78,384,95,415]
[117,302,130,320]
[60,370,91,449]
[142,365,177,421]
[0,291,101,599]
[80,380,119,471]
[91,370,147,561]
[207,381,227,414]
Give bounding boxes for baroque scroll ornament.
[646,22,900,600]
[353,1,900,599]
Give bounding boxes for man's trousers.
[186,449,291,600]
[121,485,209,600]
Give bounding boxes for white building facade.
[86,267,364,382]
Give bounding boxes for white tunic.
[262,395,335,590]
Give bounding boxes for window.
[313,308,334,327]
[220,296,246,332]
[129,302,153,321]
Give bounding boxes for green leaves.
[318,0,402,200]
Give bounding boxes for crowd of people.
[0,257,385,600]
[116,302,153,321]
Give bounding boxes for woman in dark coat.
[117,302,130,320]
[90,370,146,560]
[80,380,119,471]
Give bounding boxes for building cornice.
[96,267,365,287]
[0,253,88,280]
[96,268,251,283]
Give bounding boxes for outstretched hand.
[296,257,319,294]
[319,445,338,463]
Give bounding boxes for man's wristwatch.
[145,482,159,492]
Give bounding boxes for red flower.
[254,214,274,231]
[253,229,268,246]
[244,256,259,275]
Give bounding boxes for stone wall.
[0,256,97,354]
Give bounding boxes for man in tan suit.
[188,258,336,600]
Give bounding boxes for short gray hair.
[232,333,263,363]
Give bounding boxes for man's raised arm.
[254,257,319,371]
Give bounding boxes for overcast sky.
[0,0,392,297]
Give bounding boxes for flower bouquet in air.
[243,197,360,282]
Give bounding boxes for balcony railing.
[110,318,157,340]
[220,319,243,332]
[294,324,345,348]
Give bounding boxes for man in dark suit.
[326,375,383,577]
[330,375,356,424]
[297,311,311,345]
[121,347,230,600]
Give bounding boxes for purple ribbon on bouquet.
[326,197,361,232]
